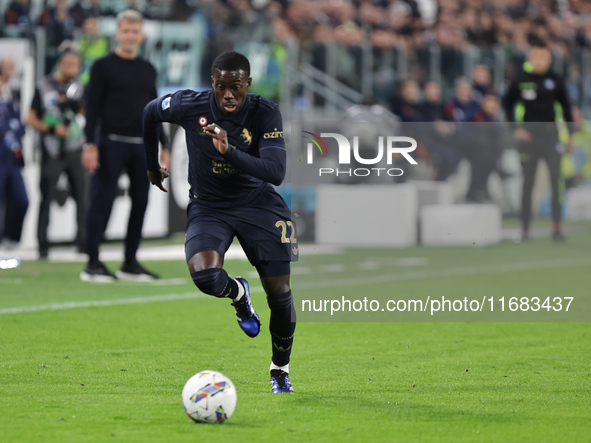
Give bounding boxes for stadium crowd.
[2,0,591,253]
[3,1,591,61]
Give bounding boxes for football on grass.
[182,370,237,423]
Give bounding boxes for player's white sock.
[234,278,245,301]
[270,362,289,374]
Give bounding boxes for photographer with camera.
[27,43,86,259]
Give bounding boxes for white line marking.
[359,261,381,270]
[395,257,430,267]
[117,278,190,286]
[0,293,206,315]
[291,266,312,275]
[0,278,23,284]
[1,257,589,316]
[322,264,346,273]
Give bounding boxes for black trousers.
[85,136,150,263]
[38,149,87,252]
[519,134,562,231]
[0,155,28,243]
[453,136,498,200]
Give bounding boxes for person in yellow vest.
[562,107,591,188]
[78,16,109,85]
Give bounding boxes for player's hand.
[147,168,170,192]
[513,127,532,143]
[81,143,99,174]
[55,124,70,138]
[204,124,229,155]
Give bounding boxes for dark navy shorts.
[185,189,298,276]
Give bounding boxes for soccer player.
[81,9,169,281]
[504,40,573,241]
[142,51,297,394]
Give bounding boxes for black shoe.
[38,248,48,260]
[116,260,159,281]
[552,231,566,242]
[466,190,490,203]
[80,260,117,283]
[270,369,294,394]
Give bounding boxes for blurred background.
[1,0,591,254]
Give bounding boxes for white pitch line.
[0,278,23,284]
[116,278,190,286]
[291,266,312,275]
[1,257,590,316]
[359,261,381,270]
[0,293,205,315]
[322,264,346,273]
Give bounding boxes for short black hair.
[528,35,548,49]
[211,51,250,77]
[57,41,81,62]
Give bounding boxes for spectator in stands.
[472,64,497,103]
[420,81,462,181]
[126,0,152,20]
[4,0,33,28]
[69,0,87,27]
[391,79,422,122]
[39,0,77,74]
[86,0,113,18]
[445,78,480,123]
[445,78,491,201]
[470,94,504,202]
[420,81,445,121]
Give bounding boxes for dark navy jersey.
[143,89,286,208]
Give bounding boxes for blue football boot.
[270,369,294,394]
[232,277,260,338]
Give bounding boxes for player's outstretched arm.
[205,124,286,186]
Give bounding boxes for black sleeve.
[159,126,170,151]
[84,59,105,143]
[220,104,287,186]
[149,65,170,150]
[142,91,184,172]
[30,88,43,115]
[556,77,573,133]
[503,80,519,123]
[221,145,286,186]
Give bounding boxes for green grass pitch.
[1,232,590,442]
